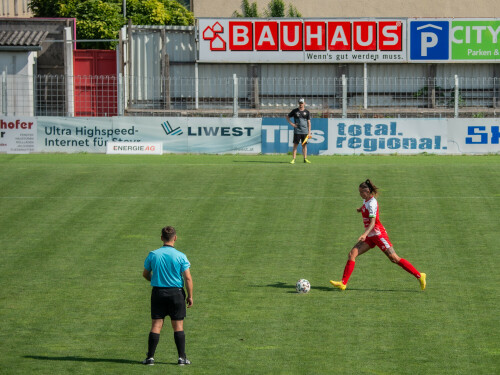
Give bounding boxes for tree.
[264,0,285,17]
[233,0,260,17]
[28,0,194,49]
[126,0,194,26]
[233,0,301,18]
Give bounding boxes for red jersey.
[361,197,387,237]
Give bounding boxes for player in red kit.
[330,179,426,291]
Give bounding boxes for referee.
[142,226,193,366]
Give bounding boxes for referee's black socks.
[174,331,186,358]
[147,332,160,358]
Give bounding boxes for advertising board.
[199,18,499,63]
[262,118,448,155]
[0,117,37,154]
[36,117,262,154]
[199,18,407,63]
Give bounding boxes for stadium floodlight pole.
[123,0,126,18]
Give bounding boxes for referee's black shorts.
[293,133,308,145]
[151,287,186,320]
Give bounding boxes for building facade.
[193,0,500,18]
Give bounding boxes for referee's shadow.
[24,355,177,366]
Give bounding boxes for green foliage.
[233,0,301,18]
[60,0,124,49]
[28,0,193,49]
[233,0,260,17]
[265,0,285,17]
[28,0,65,17]
[126,0,194,26]
[287,4,302,17]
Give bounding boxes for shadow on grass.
[347,287,421,293]
[24,355,173,366]
[263,282,420,293]
[232,160,290,164]
[265,281,334,293]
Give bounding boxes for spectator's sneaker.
[178,357,191,366]
[419,273,427,291]
[142,357,154,365]
[304,158,311,164]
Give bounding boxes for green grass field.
[0,154,499,375]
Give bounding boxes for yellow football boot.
[330,280,346,290]
[419,273,427,291]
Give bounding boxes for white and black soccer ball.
[296,279,311,294]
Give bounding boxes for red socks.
[398,258,421,278]
[340,258,420,286]
[342,260,355,285]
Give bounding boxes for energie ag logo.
[161,121,183,136]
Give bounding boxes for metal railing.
[1,73,498,118]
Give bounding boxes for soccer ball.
[296,279,311,293]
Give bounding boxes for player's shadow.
[266,281,333,293]
[232,160,290,164]
[264,282,419,293]
[24,355,173,366]
[346,287,421,293]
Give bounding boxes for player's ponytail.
[359,179,378,195]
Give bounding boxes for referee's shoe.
[142,357,154,365]
[178,356,191,365]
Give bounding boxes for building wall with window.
[0,0,32,17]
[193,0,499,18]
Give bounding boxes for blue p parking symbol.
[410,21,449,60]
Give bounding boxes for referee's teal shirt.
[144,245,190,288]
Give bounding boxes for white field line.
[0,196,496,200]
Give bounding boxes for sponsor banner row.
[0,116,498,155]
[198,18,500,63]
[262,118,500,154]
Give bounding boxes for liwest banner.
[199,18,499,63]
[37,117,262,154]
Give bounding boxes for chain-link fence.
[1,73,499,118]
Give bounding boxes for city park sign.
[198,18,500,63]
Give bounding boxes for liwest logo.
[202,20,403,52]
[161,121,183,136]
[410,20,449,60]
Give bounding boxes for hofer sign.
[199,18,406,63]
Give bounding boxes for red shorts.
[364,233,392,251]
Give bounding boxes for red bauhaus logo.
[201,20,403,52]
[202,21,226,51]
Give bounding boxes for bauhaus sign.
[199,18,499,63]
[198,18,406,63]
